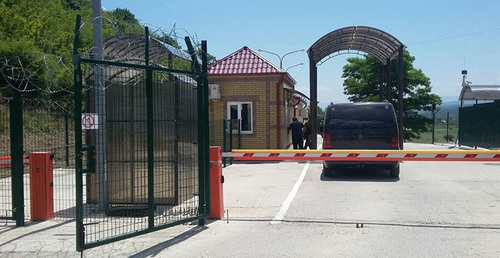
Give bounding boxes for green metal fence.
[0,96,76,223]
[224,119,241,166]
[459,100,500,149]
[0,96,13,221]
[22,98,76,221]
[208,119,241,167]
[73,26,209,250]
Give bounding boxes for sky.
[101,0,500,107]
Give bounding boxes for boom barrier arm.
[222,149,500,162]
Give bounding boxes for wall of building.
[209,75,292,149]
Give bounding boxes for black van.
[322,102,400,178]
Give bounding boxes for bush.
[443,134,455,142]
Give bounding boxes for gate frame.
[72,15,210,251]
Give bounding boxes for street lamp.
[258,48,305,69]
[285,62,304,72]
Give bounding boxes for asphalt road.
[162,143,500,257]
[1,143,499,257]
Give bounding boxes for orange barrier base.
[208,146,224,219]
[29,152,54,221]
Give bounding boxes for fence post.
[238,119,241,148]
[10,89,24,226]
[229,119,233,151]
[73,14,84,252]
[431,104,436,144]
[223,120,227,167]
[145,27,155,229]
[446,112,450,142]
[202,40,210,224]
[65,111,70,167]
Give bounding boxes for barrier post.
[29,152,54,221]
[209,146,224,219]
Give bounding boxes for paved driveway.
[1,142,499,257]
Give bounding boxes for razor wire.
[1,54,74,94]
[1,16,207,95]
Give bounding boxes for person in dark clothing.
[303,118,312,149]
[288,117,304,149]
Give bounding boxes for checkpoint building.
[207,46,309,149]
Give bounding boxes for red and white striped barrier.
[222,150,500,162]
[0,155,29,167]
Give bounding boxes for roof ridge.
[245,47,283,72]
[208,46,285,75]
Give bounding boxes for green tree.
[0,0,210,100]
[0,0,93,101]
[341,51,442,140]
[308,104,325,133]
[103,8,144,36]
[316,105,325,118]
[62,0,92,10]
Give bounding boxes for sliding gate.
[73,27,210,250]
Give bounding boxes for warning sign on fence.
[81,113,98,129]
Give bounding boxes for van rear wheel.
[323,164,332,177]
[389,166,400,178]
[323,164,335,177]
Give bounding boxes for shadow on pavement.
[320,168,400,182]
[226,218,500,230]
[0,219,74,249]
[128,224,210,258]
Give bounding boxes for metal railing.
[459,100,500,149]
[0,96,76,222]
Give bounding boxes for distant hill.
[421,100,494,119]
[416,101,461,119]
[319,96,490,119]
[439,95,460,103]
[432,96,461,119]
[433,101,463,118]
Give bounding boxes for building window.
[227,102,253,134]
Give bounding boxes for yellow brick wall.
[209,75,293,149]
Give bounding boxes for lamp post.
[258,48,305,69]
[285,62,304,72]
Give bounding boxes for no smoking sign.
[81,113,99,129]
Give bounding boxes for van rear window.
[326,105,395,129]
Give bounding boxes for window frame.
[227,102,253,134]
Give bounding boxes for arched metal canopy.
[286,88,310,107]
[86,34,198,85]
[308,26,406,150]
[308,26,404,65]
[459,85,500,101]
[101,33,193,63]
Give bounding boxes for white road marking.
[271,161,310,224]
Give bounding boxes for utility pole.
[92,0,108,211]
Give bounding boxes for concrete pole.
[92,0,108,210]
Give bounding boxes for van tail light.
[390,132,399,148]
[323,133,332,149]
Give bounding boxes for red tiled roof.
[208,46,284,75]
